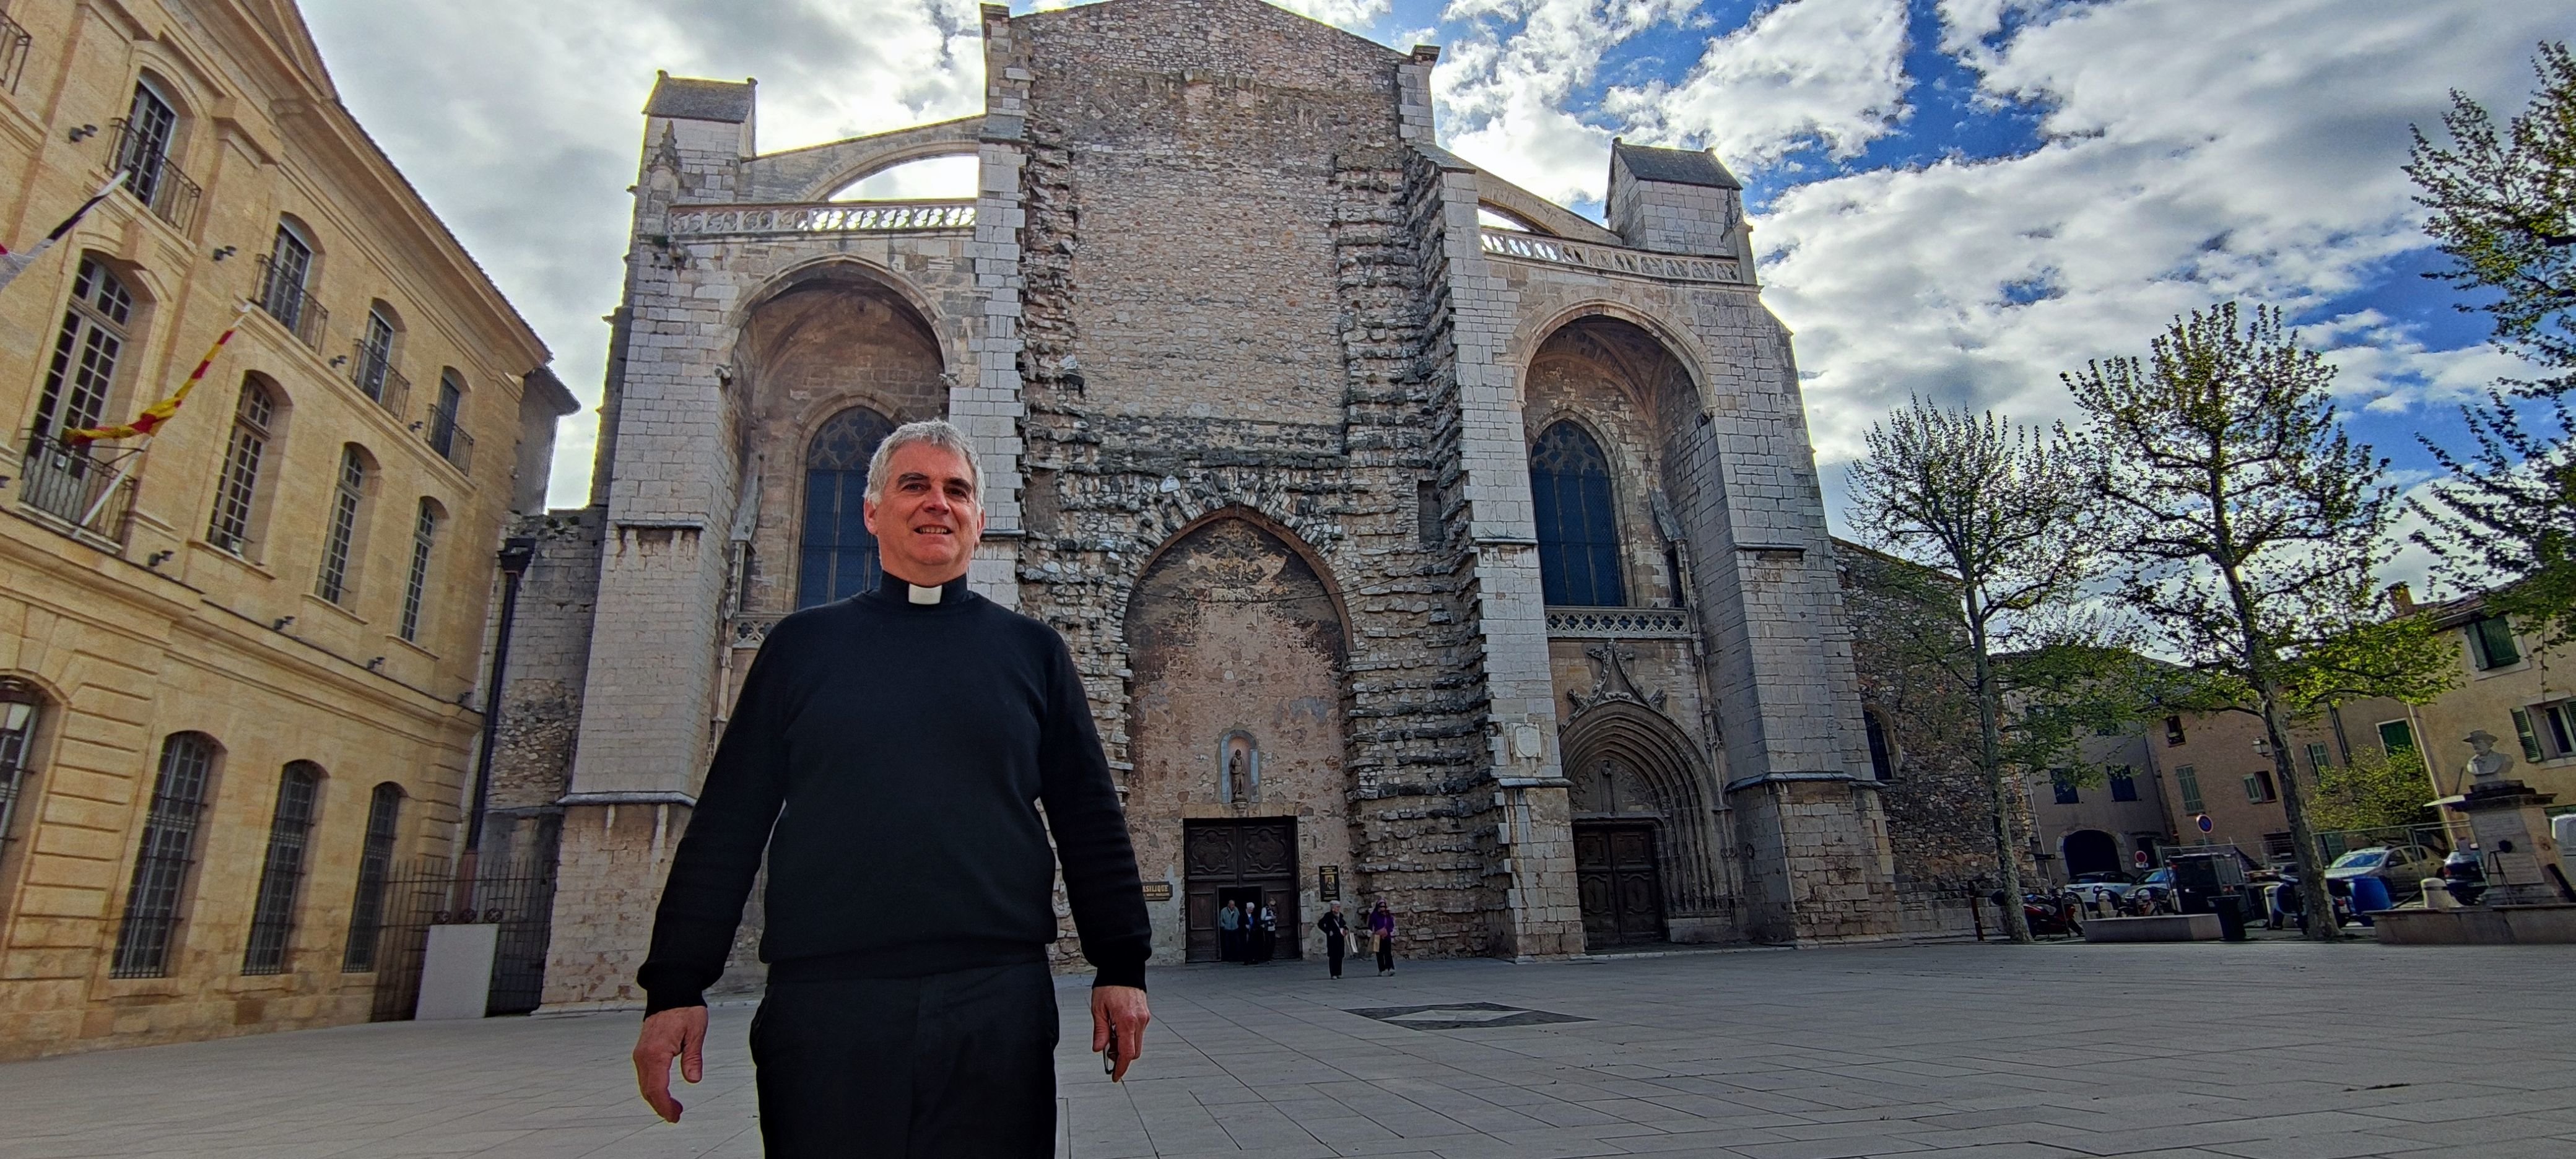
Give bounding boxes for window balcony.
[0,11,30,93]
[107,119,202,234]
[421,401,472,474]
[16,432,136,545]
[253,255,329,351]
[347,339,411,418]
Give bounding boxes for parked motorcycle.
[2023,889,2086,937]
[2439,849,2487,906]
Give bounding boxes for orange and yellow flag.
[65,306,246,446]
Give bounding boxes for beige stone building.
[0,0,572,1058]
[2403,589,2576,830]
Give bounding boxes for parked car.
[2323,846,2442,905]
[2066,872,2134,912]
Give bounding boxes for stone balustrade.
[1544,606,1695,639]
[664,200,977,238]
[1479,228,1741,285]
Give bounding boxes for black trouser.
[1377,936,1395,973]
[1325,934,1344,978]
[750,961,1057,1157]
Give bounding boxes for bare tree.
[1850,399,2105,943]
[2069,303,2453,940]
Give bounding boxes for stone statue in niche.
[1222,732,1259,804]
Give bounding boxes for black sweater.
[638,573,1151,1014]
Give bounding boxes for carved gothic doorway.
[1574,822,1666,948]
[1183,819,1300,963]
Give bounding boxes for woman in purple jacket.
[1368,900,1396,975]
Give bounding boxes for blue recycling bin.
[2348,875,2391,926]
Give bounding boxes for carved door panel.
[1182,820,1300,962]
[1574,822,1665,949]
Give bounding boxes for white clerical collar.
[908,584,942,606]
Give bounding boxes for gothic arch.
[1512,300,1715,414]
[1560,697,1729,925]
[1129,505,1353,644]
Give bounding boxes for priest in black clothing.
[630,419,1154,1157]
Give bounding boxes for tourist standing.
[629,421,1152,1157]
[1370,900,1396,975]
[1218,900,1241,962]
[1258,901,1278,963]
[1316,903,1348,979]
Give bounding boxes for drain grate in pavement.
[1344,1001,1591,1031]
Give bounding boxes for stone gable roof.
[646,74,755,123]
[1614,141,1743,191]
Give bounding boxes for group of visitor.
[1216,898,1279,963]
[1216,898,1402,978]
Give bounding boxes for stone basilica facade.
[495,0,1982,1010]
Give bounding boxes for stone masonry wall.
[1005,0,1530,960]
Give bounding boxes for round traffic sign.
[2134,849,2151,869]
[2195,813,2213,833]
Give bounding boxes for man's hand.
[633,1005,708,1122]
[1090,984,1151,1082]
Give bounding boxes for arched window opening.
[1531,422,1625,606]
[316,445,369,605]
[399,499,442,643]
[0,682,45,893]
[111,732,219,978]
[829,155,978,201]
[1863,709,1895,781]
[355,304,404,409]
[22,258,135,528]
[113,79,181,210]
[207,376,276,555]
[798,408,895,608]
[243,762,323,974]
[257,219,322,344]
[1478,206,1542,233]
[341,783,403,971]
[428,370,466,466]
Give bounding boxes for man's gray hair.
[864,419,982,503]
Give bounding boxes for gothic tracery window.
[1531,422,1625,606]
[798,407,895,608]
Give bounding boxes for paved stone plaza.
[3,942,2570,1158]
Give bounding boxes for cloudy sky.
[304,0,2559,592]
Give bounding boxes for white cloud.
[1759,0,2566,470]
[303,0,986,506]
[1433,0,1696,204]
[1604,0,1913,168]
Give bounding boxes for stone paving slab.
[1,942,2571,1157]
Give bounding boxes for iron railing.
[253,254,328,350]
[359,856,556,1020]
[16,432,135,544]
[107,118,201,234]
[347,338,411,417]
[0,11,30,93]
[422,400,472,474]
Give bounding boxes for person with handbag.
[1316,903,1349,979]
[1369,900,1396,975]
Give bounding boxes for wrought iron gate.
[363,856,557,1020]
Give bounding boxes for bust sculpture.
[2463,729,2515,788]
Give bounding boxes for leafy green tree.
[2307,746,2439,835]
[1849,399,2107,942]
[2409,41,2576,394]
[2410,43,2576,648]
[2069,303,2456,940]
